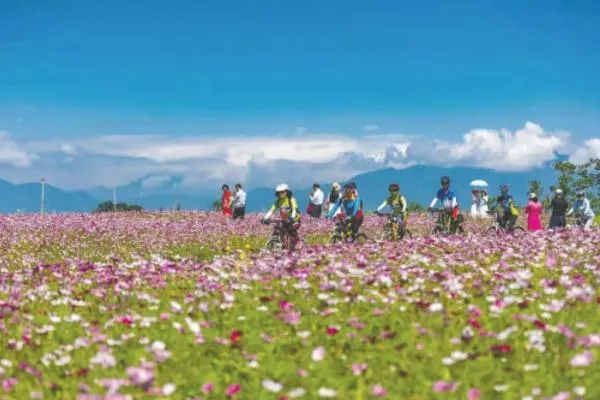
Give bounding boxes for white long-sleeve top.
[567,198,595,219]
[310,189,324,206]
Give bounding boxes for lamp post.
[40,178,46,215]
[113,187,117,212]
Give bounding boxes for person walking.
[549,189,568,229]
[525,192,543,231]
[326,182,342,217]
[308,183,324,218]
[221,184,233,216]
[231,183,247,220]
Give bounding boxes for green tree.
[407,201,425,213]
[93,201,143,213]
[528,180,543,198]
[552,158,600,210]
[212,200,222,212]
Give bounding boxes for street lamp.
[113,187,117,212]
[40,178,46,215]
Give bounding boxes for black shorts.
[233,206,245,220]
[310,204,322,218]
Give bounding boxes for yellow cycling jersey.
[269,196,300,221]
[378,194,407,216]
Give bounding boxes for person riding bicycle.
[493,184,519,231]
[327,183,364,237]
[428,176,463,230]
[375,183,408,221]
[567,190,595,229]
[262,183,301,245]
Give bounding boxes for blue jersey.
[328,197,361,218]
[495,194,514,211]
[430,189,457,209]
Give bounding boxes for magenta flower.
[351,363,368,376]
[372,384,387,397]
[202,383,214,394]
[2,378,17,393]
[467,388,481,400]
[326,326,340,336]
[433,381,457,393]
[226,384,241,397]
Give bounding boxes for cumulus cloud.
[0,130,38,167]
[570,138,600,164]
[427,122,567,171]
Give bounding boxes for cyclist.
[327,183,364,237]
[428,176,463,231]
[375,183,408,220]
[493,184,519,232]
[262,183,301,245]
[567,190,595,229]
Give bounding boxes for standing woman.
[525,192,543,231]
[549,189,568,229]
[326,182,342,217]
[221,184,233,216]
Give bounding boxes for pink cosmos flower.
[126,367,154,389]
[433,381,457,393]
[202,383,214,394]
[372,384,387,397]
[312,346,325,361]
[2,378,18,393]
[351,363,368,376]
[226,384,241,397]
[467,388,481,400]
[570,351,593,367]
[326,326,340,336]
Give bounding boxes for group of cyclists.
[260,176,596,246]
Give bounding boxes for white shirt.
[568,198,595,219]
[310,188,324,206]
[231,189,246,208]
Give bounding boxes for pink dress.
[525,201,543,231]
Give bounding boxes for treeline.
[93,201,143,213]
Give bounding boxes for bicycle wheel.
[511,226,526,234]
[265,238,282,251]
[354,233,368,244]
[328,234,342,244]
[400,228,413,239]
[486,226,500,235]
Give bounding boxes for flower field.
[0,212,599,400]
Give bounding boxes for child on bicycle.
[428,176,464,231]
[262,183,301,245]
[375,183,408,223]
[327,183,364,236]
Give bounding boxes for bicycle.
[328,216,368,244]
[375,212,413,240]
[428,208,465,236]
[263,219,300,252]
[486,211,525,235]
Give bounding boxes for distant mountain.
[90,175,212,210]
[0,179,98,213]
[1,165,559,214]
[245,165,558,213]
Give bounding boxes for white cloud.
[141,175,172,188]
[428,122,567,171]
[570,138,600,164]
[2,122,597,190]
[0,130,37,167]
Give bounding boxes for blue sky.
[0,0,599,189]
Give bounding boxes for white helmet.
[275,183,289,193]
[555,188,563,195]
[529,192,537,199]
[332,182,341,190]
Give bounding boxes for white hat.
[275,183,289,192]
[529,193,537,199]
[555,188,563,195]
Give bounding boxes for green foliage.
[528,180,543,198]
[212,200,223,212]
[552,158,600,210]
[406,201,425,213]
[93,201,143,213]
